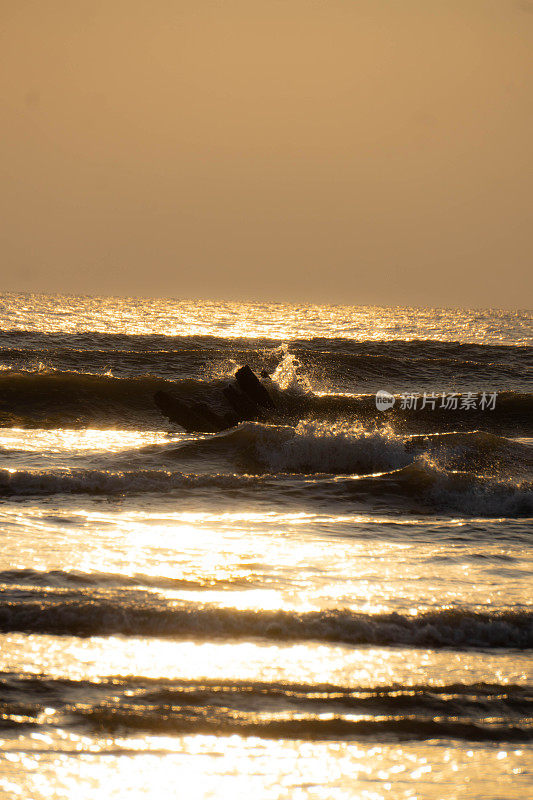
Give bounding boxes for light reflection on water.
[0,731,530,800]
[1,294,530,344]
[1,634,531,687]
[0,503,530,613]
[0,297,531,798]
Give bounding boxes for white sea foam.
[258,420,411,474]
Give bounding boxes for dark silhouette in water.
[235,365,276,409]
[154,365,277,432]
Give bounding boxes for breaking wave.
[0,366,531,434]
[0,459,531,517]
[315,459,533,517]
[170,420,412,475]
[0,601,531,649]
[169,421,532,477]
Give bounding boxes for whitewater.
[0,294,531,800]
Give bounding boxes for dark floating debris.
[154,365,278,432]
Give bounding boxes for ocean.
[0,294,531,799]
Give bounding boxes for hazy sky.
[1,1,532,307]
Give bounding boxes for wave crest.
[0,602,531,649]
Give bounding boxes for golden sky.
[1,1,532,307]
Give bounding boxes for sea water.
[0,295,531,799]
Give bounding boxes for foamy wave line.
[0,604,531,649]
[172,420,413,475]
[170,421,533,479]
[0,468,263,495]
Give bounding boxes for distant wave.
[0,332,531,418]
[0,369,180,428]
[0,601,531,648]
[1,675,530,742]
[296,347,532,392]
[1,331,531,363]
[0,568,253,592]
[0,345,529,389]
